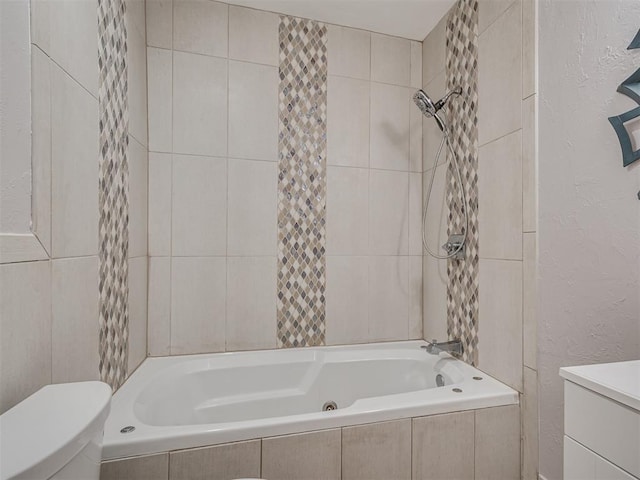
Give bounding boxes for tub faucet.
[422,339,463,357]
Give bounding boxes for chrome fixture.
[322,400,337,411]
[423,338,463,357]
[413,87,469,260]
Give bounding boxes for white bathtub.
[102,341,518,459]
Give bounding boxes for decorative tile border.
[276,16,328,348]
[98,0,129,388]
[445,0,480,365]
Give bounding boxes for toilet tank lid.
[0,382,112,480]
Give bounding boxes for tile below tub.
[169,440,261,480]
[101,453,168,480]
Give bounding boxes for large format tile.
[522,0,536,98]
[51,257,99,383]
[410,41,422,89]
[147,47,172,153]
[478,0,522,145]
[478,0,517,34]
[148,152,172,256]
[172,51,227,157]
[228,61,278,162]
[148,257,171,356]
[326,166,368,256]
[409,90,423,172]
[421,165,448,254]
[146,0,172,49]
[522,94,537,232]
[173,0,227,57]
[409,257,423,339]
[522,367,539,480]
[48,0,98,96]
[370,82,410,171]
[327,25,370,80]
[128,137,148,258]
[50,65,98,258]
[371,33,411,87]
[342,419,411,480]
[422,15,446,86]
[412,412,475,480]
[327,75,370,168]
[369,256,409,341]
[369,170,409,255]
[124,0,145,39]
[227,158,277,256]
[478,130,523,260]
[171,155,227,256]
[422,71,447,172]
[262,429,341,480]
[326,256,369,345]
[409,173,423,255]
[226,257,277,351]
[127,25,148,147]
[171,257,226,354]
[169,440,261,480]
[101,454,169,480]
[478,259,523,391]
[523,232,537,369]
[128,256,148,374]
[475,405,521,480]
[422,255,448,342]
[0,261,51,414]
[228,6,279,66]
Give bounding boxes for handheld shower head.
[412,87,463,131]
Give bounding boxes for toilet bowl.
[0,382,112,480]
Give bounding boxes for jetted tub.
[103,341,518,459]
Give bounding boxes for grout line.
[478,126,523,149]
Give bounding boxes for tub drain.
[120,426,135,434]
[323,401,338,411]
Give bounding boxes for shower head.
[412,87,463,130]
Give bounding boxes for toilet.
[0,382,111,480]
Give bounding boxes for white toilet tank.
[0,382,112,480]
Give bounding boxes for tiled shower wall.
[0,0,148,411]
[421,0,538,478]
[146,1,424,355]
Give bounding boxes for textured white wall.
[538,1,640,478]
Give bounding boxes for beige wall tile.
[228,61,278,162]
[148,152,172,256]
[171,257,226,354]
[124,0,146,39]
[523,232,537,369]
[478,0,518,35]
[412,411,475,480]
[172,51,227,157]
[173,0,227,57]
[0,261,51,414]
[101,453,168,480]
[371,33,411,86]
[522,94,537,233]
[227,158,277,256]
[327,25,370,80]
[51,257,99,383]
[50,64,99,258]
[369,256,409,341]
[148,257,171,356]
[326,256,369,345]
[421,71,446,172]
[226,256,277,351]
[522,0,536,98]
[128,137,148,258]
[478,0,522,146]
[522,367,539,480]
[147,47,173,153]
[409,172,423,256]
[370,82,410,171]
[327,166,369,256]
[127,25,148,147]
[327,75,370,169]
[421,15,446,86]
[478,130,523,260]
[369,170,409,255]
[422,255,448,342]
[146,0,172,49]
[422,165,447,253]
[409,256,423,339]
[128,256,148,374]
[343,419,411,480]
[410,92,423,172]
[48,0,98,96]
[475,405,521,480]
[262,429,341,480]
[169,440,260,480]
[478,259,523,391]
[228,6,279,66]
[410,41,423,89]
[171,155,227,256]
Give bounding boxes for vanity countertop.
[560,360,640,412]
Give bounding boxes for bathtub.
[102,341,518,460]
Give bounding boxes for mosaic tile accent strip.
[276,16,328,348]
[445,0,480,365]
[98,0,129,388]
